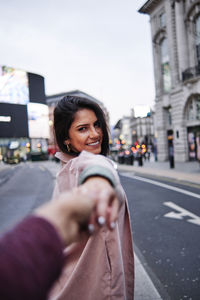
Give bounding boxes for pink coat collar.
[55,151,74,163]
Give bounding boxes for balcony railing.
[182,65,200,81]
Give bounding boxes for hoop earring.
[66,144,70,152]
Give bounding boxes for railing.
[182,65,200,81]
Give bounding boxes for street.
[0,161,200,300]
[0,162,56,233]
[120,172,200,300]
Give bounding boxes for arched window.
[160,38,171,93]
[195,15,200,65]
[185,95,200,121]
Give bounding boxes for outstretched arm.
[0,185,116,300]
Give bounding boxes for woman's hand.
[83,176,120,230]
[35,177,120,246]
[35,186,97,245]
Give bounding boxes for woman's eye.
[78,127,86,131]
[94,121,100,128]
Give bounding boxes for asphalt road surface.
[1,161,200,299]
[120,172,200,300]
[0,162,54,233]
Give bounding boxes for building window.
[186,95,200,120]
[188,101,194,120]
[195,15,200,65]
[168,108,172,125]
[160,38,171,93]
[196,96,200,120]
[159,12,166,28]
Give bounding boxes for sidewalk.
[117,158,200,187]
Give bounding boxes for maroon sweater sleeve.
[0,216,65,300]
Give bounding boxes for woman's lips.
[87,141,100,146]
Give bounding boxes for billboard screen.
[0,103,29,138]
[27,103,50,139]
[28,73,46,104]
[0,66,29,105]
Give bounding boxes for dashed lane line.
[120,173,200,199]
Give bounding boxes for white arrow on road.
[164,201,200,226]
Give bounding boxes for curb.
[117,164,200,187]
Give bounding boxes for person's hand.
[83,176,119,231]
[34,186,97,245]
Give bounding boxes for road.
[0,162,55,233]
[0,161,200,299]
[120,172,200,300]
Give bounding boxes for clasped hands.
[35,176,119,246]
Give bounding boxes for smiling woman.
[64,108,103,154]
[50,95,134,300]
[53,95,109,157]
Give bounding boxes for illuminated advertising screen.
[0,103,28,138]
[27,103,50,139]
[0,66,29,105]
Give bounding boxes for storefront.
[187,126,200,161]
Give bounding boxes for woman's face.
[65,108,103,154]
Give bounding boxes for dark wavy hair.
[53,95,109,156]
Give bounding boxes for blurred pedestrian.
[137,148,143,166]
[50,95,134,300]
[169,144,175,168]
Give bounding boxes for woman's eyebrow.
[75,123,88,128]
[75,119,98,128]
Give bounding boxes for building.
[0,65,49,162]
[139,0,200,162]
[130,110,155,146]
[113,108,154,148]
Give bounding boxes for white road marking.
[39,166,45,171]
[121,172,200,226]
[121,173,200,199]
[164,201,200,226]
[134,253,162,299]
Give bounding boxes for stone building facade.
[139,0,200,162]
[130,110,155,146]
[113,109,154,148]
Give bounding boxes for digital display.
[0,103,29,138]
[0,66,29,105]
[27,103,50,139]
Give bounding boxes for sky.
[0,0,155,125]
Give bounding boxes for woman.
[49,95,134,300]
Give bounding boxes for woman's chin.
[85,147,101,154]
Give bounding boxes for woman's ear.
[64,139,71,152]
[64,139,70,146]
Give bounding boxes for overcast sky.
[0,0,155,125]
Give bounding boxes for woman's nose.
[89,127,99,138]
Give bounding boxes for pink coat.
[49,151,134,300]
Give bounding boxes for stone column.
[155,101,168,161]
[175,0,189,79]
[150,16,162,97]
[164,0,179,87]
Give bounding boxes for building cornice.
[138,0,161,15]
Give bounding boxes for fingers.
[72,187,101,235]
[93,188,119,231]
[96,190,110,223]
[76,188,119,235]
[67,180,120,237]
[87,210,96,234]
[106,196,119,230]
